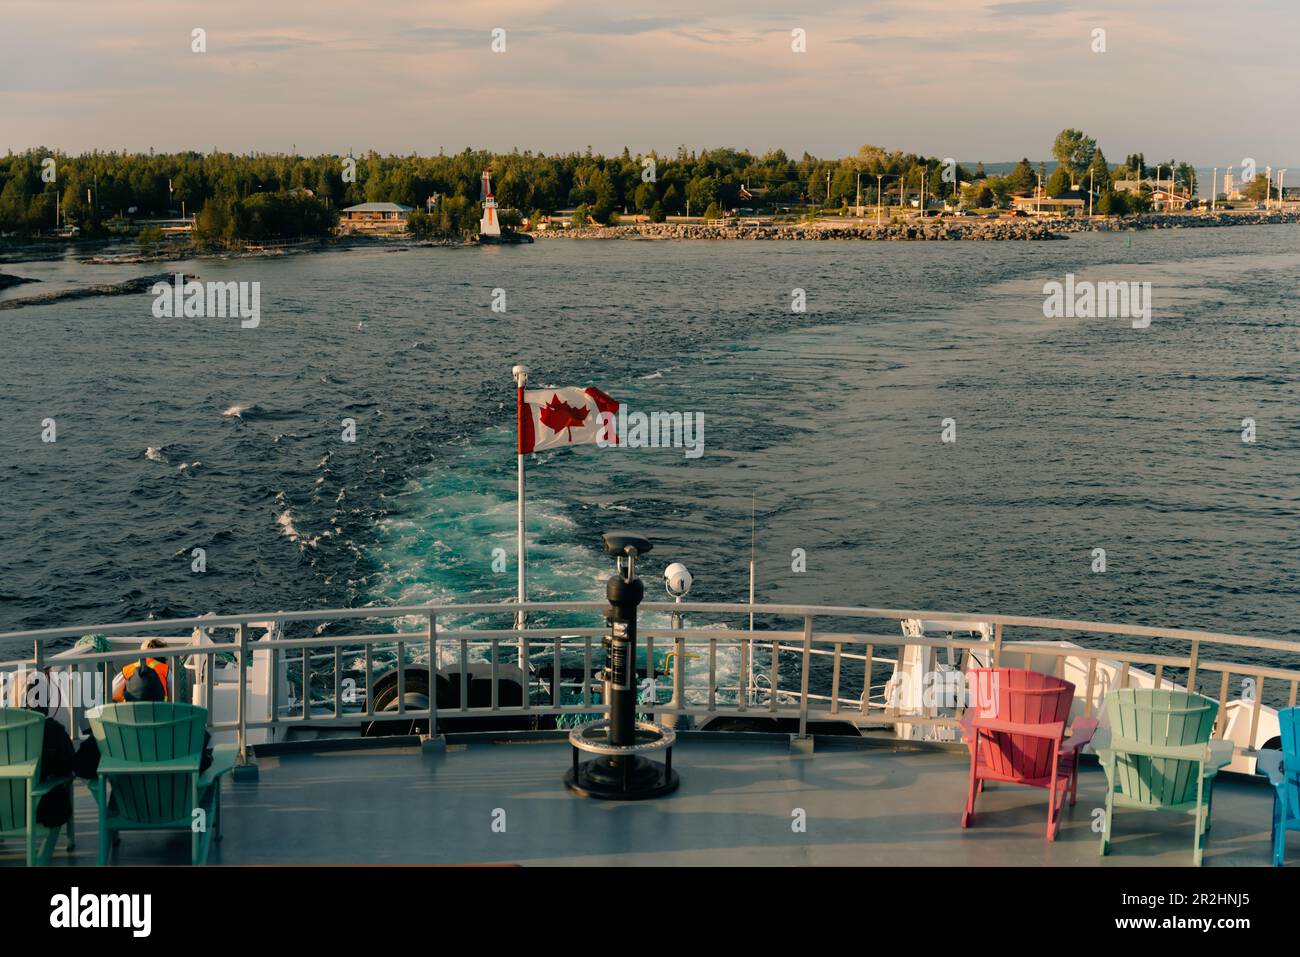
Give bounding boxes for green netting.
[75,633,111,653]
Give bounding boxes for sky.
[2,0,1297,165]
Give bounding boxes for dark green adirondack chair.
[1094,689,1233,866]
[0,707,75,865]
[87,702,236,865]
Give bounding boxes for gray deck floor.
[4,737,1286,867]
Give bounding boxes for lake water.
[1,230,1297,676]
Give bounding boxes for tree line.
[0,132,1243,241]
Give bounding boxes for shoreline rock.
[0,273,188,311]
[0,272,40,291]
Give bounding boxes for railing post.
[233,622,258,780]
[793,616,813,753]
[738,636,748,713]
[1249,674,1264,753]
[768,640,779,713]
[861,643,874,714]
[830,642,842,716]
[397,640,406,715]
[66,663,77,734]
[1215,672,1231,738]
[583,635,592,711]
[333,644,342,718]
[422,613,444,753]
[1084,656,1098,719]
[269,629,280,729]
[236,624,246,761]
[663,606,688,730]
[32,641,44,716]
[992,622,1003,667]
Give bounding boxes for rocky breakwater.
[0,272,40,291]
[0,273,187,310]
[1051,209,1300,234]
[536,219,1065,241]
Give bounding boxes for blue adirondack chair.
[0,707,75,865]
[1093,689,1233,866]
[1257,706,1300,866]
[86,702,236,865]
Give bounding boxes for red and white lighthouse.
[480,170,501,238]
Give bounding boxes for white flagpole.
[512,364,529,665]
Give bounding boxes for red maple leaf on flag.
[539,393,590,441]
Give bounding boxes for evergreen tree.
[1045,166,1072,197]
[1008,158,1036,194]
[1087,150,1113,194]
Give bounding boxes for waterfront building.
[339,201,414,234]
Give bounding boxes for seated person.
[75,659,212,779]
[111,638,171,702]
[9,669,75,829]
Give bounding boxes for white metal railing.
[3,601,1300,768]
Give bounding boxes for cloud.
[985,0,1071,16]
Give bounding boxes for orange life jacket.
[113,657,170,702]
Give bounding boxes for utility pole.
[1089,168,1094,217]
[877,174,883,226]
[856,171,861,217]
[1211,167,1217,211]
[825,170,831,212]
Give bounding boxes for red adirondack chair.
[959,667,1098,840]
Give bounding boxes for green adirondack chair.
[0,707,75,865]
[86,702,236,865]
[1094,689,1233,866]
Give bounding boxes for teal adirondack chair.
[1094,689,1233,866]
[1257,706,1300,866]
[87,702,236,865]
[0,708,75,865]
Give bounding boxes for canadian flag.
[518,386,619,453]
